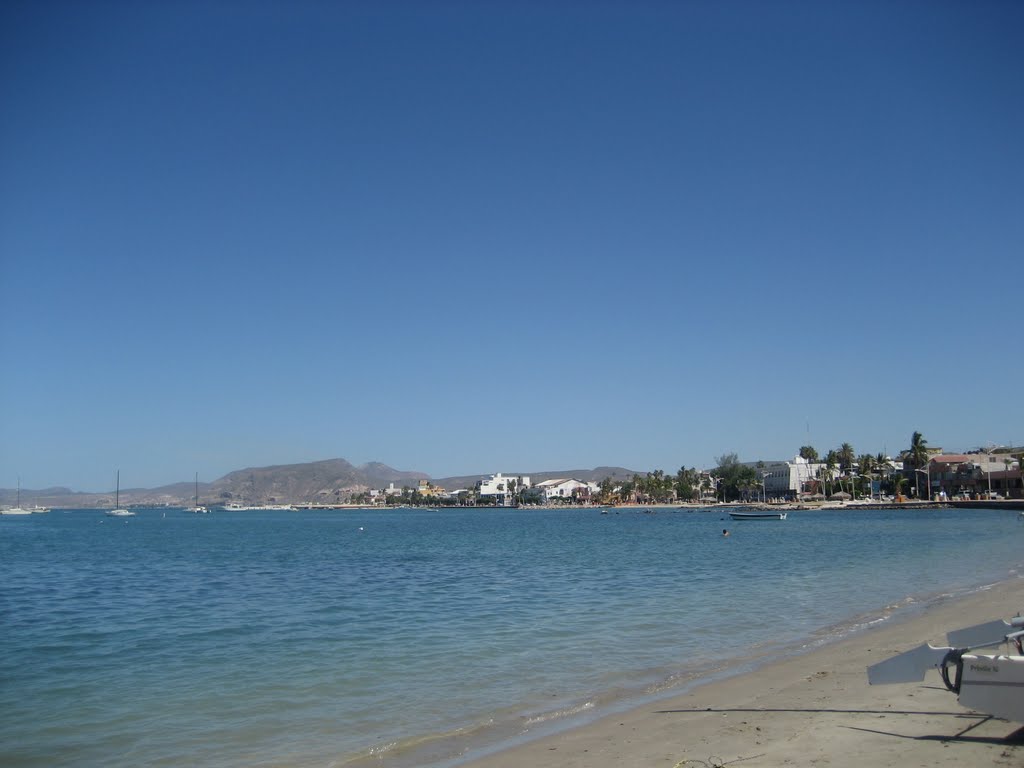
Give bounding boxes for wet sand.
[460,578,1024,768]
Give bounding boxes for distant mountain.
[0,461,639,508]
[206,459,428,505]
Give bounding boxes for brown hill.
[2,462,641,508]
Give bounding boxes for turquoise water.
[1,506,1021,767]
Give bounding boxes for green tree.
[821,452,838,497]
[799,445,819,462]
[837,443,856,473]
[675,466,698,502]
[906,431,929,468]
[905,431,930,499]
[887,474,907,498]
[857,453,876,498]
[712,453,757,503]
[620,478,636,503]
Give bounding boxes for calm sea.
[1,506,1021,767]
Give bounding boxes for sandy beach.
[461,579,1024,768]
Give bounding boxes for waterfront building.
[747,456,827,501]
[927,453,1022,499]
[477,473,531,506]
[532,478,598,503]
[417,479,448,498]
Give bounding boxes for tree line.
[349,431,943,506]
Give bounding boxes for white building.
[477,473,531,506]
[533,478,597,502]
[750,456,826,500]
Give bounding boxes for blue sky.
[2,0,1021,492]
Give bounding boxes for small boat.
[2,477,36,515]
[185,473,209,514]
[106,471,136,517]
[868,615,1024,723]
[729,510,787,520]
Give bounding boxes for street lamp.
[761,471,769,504]
[914,467,931,502]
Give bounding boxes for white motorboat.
[867,615,1024,723]
[106,471,136,517]
[729,510,787,520]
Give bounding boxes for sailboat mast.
[116,470,120,508]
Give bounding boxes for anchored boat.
[728,510,787,520]
[106,471,136,517]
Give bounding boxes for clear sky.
[2,0,1021,492]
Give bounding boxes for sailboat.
[185,473,209,514]
[1,476,34,515]
[106,471,136,517]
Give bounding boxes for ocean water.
[1,505,1021,767]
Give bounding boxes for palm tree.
[856,453,875,499]
[907,431,930,498]
[907,431,929,468]
[838,443,856,472]
[889,474,908,499]
[819,460,836,498]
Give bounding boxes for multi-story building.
[747,456,827,501]
[476,473,531,506]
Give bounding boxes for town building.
[924,453,1022,500]
[476,473,531,506]
[417,479,448,498]
[748,456,827,501]
[531,478,598,503]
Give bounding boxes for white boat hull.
[868,616,1024,723]
[958,654,1024,723]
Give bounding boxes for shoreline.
[455,578,1024,768]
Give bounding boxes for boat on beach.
[729,509,787,520]
[868,614,1024,723]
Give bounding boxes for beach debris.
[674,754,765,768]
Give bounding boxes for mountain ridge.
[1,460,641,508]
